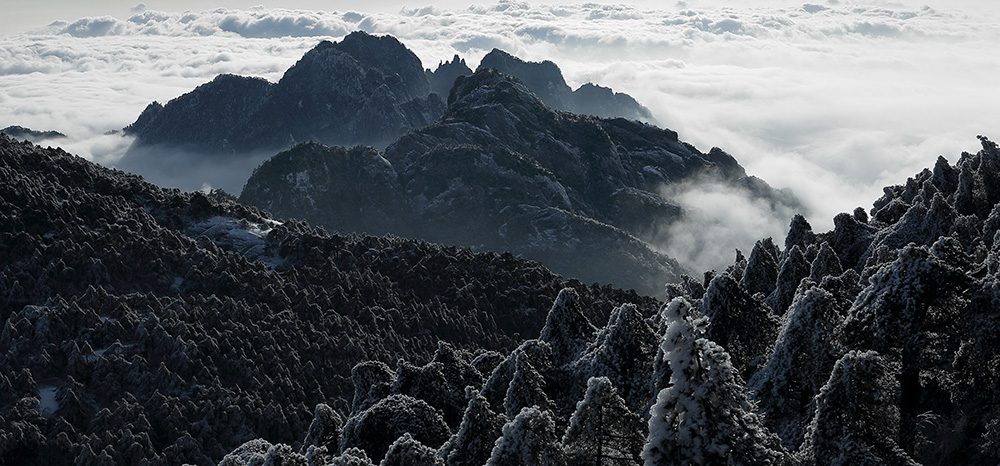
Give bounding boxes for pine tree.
[809,242,843,283]
[486,406,564,466]
[481,340,552,409]
[950,279,1000,463]
[301,403,342,459]
[504,356,551,419]
[740,238,780,297]
[796,350,916,466]
[840,244,970,452]
[749,282,842,450]
[538,288,597,366]
[643,297,786,466]
[379,433,443,466]
[765,245,810,315]
[785,214,815,253]
[328,448,376,466]
[352,361,396,414]
[562,377,644,466]
[701,273,780,378]
[575,303,658,412]
[648,298,694,414]
[444,389,506,466]
[341,394,451,464]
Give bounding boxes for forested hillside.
[219,136,1000,465]
[0,134,654,465]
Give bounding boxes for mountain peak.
[427,54,473,97]
[330,31,430,99]
[478,49,573,110]
[446,68,548,114]
[476,48,653,122]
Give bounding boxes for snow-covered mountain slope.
[0,134,655,465]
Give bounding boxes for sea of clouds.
[2,0,998,273]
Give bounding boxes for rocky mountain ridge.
[239,68,798,296]
[122,32,652,159]
[476,48,654,122]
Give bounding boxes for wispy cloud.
[1,1,998,270]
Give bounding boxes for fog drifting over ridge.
[2,1,998,272]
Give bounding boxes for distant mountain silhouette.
[477,48,654,122]
[122,33,655,159]
[1,125,66,143]
[124,32,442,154]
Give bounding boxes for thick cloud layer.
[1,1,997,270]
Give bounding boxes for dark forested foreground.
[218,136,1000,465]
[3,131,1000,466]
[0,134,653,465]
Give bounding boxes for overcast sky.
[2,0,999,271]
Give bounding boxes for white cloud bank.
[1,1,998,271]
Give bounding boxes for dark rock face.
[240,69,793,296]
[478,48,576,111]
[239,142,408,237]
[0,134,654,465]
[476,48,654,122]
[123,74,275,151]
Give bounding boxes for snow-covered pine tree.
[327,448,376,466]
[379,433,443,466]
[796,350,916,465]
[393,360,465,427]
[442,389,506,466]
[352,361,396,414]
[839,243,970,453]
[562,376,644,466]
[809,242,843,283]
[647,298,694,415]
[538,288,597,367]
[700,273,780,378]
[949,279,1000,463]
[341,394,450,464]
[740,238,780,297]
[765,245,810,315]
[301,403,342,458]
[749,282,842,450]
[480,340,552,410]
[665,274,706,302]
[503,356,552,419]
[486,406,564,466]
[575,303,658,412]
[784,214,816,254]
[643,297,786,466]
[430,341,484,403]
[261,443,308,466]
